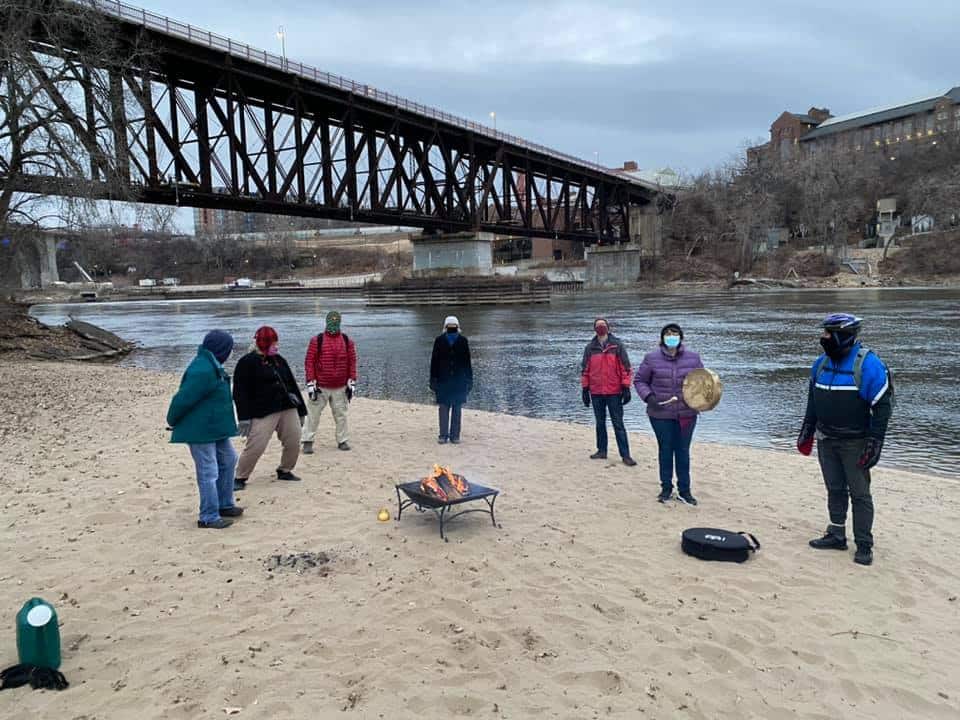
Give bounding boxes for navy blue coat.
[430,334,473,405]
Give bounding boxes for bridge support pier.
[585,243,641,288]
[411,232,494,277]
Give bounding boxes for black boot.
[809,526,848,550]
[854,545,873,565]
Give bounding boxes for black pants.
[592,394,630,458]
[817,436,874,547]
[438,402,463,441]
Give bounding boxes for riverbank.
[0,301,135,360]
[1,362,958,719]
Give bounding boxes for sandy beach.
[1,361,958,719]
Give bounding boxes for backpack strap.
[813,355,830,382]
[738,532,761,551]
[852,346,871,389]
[815,347,871,390]
[316,332,348,350]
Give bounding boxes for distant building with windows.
[193,193,362,236]
[748,86,960,163]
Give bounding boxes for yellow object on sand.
[377,508,390,522]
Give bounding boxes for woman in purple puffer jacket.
[633,323,704,505]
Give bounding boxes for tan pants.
[301,386,349,445]
[235,409,301,479]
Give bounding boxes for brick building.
[749,86,960,163]
[193,203,360,236]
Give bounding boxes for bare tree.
[0,0,148,246]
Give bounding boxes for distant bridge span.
[5,0,658,243]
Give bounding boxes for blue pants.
[189,440,238,523]
[439,402,463,441]
[650,417,697,493]
[592,394,630,458]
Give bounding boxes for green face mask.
[325,312,341,333]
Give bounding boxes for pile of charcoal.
[264,551,331,576]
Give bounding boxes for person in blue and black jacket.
[797,313,894,566]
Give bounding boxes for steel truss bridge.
[4,0,658,243]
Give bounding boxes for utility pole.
[276,26,286,68]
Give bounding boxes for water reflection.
[32,287,960,478]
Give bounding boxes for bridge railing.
[86,0,638,184]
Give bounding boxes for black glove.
[620,387,631,405]
[582,388,591,407]
[858,436,883,470]
[644,394,658,408]
[797,421,816,456]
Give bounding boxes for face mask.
[820,331,854,360]
[266,344,280,356]
[664,335,681,349]
[446,328,458,335]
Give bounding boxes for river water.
[33,287,960,478]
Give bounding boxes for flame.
[420,464,470,500]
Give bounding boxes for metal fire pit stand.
[395,481,500,541]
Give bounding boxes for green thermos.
[16,598,61,670]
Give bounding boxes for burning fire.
[420,464,470,500]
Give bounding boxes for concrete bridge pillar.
[585,243,641,288]
[38,236,59,287]
[411,232,494,277]
[629,205,662,256]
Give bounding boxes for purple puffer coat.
[633,345,704,420]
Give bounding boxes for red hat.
[254,326,278,353]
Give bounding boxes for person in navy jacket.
[797,313,894,566]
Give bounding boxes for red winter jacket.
[580,334,632,395]
[304,332,357,389]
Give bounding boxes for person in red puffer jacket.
[580,317,636,466]
[301,310,358,453]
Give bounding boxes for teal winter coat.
[166,347,238,444]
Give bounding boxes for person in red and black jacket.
[580,317,636,466]
[301,310,358,453]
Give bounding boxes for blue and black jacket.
[803,342,894,440]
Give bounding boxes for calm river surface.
[33,287,960,478]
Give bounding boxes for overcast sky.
[145,0,955,175]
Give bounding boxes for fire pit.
[395,465,500,541]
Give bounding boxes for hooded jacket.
[166,347,238,443]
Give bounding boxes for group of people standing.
[580,318,704,505]
[580,312,894,566]
[167,307,894,567]
[166,311,357,528]
[166,312,473,529]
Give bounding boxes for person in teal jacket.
[167,330,243,529]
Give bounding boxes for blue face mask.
[664,335,681,349]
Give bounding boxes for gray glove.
[237,420,251,437]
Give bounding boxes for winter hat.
[660,323,684,343]
[202,330,234,363]
[325,310,341,333]
[443,316,460,330]
[254,325,279,353]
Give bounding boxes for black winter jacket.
[233,352,307,421]
[430,334,473,404]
